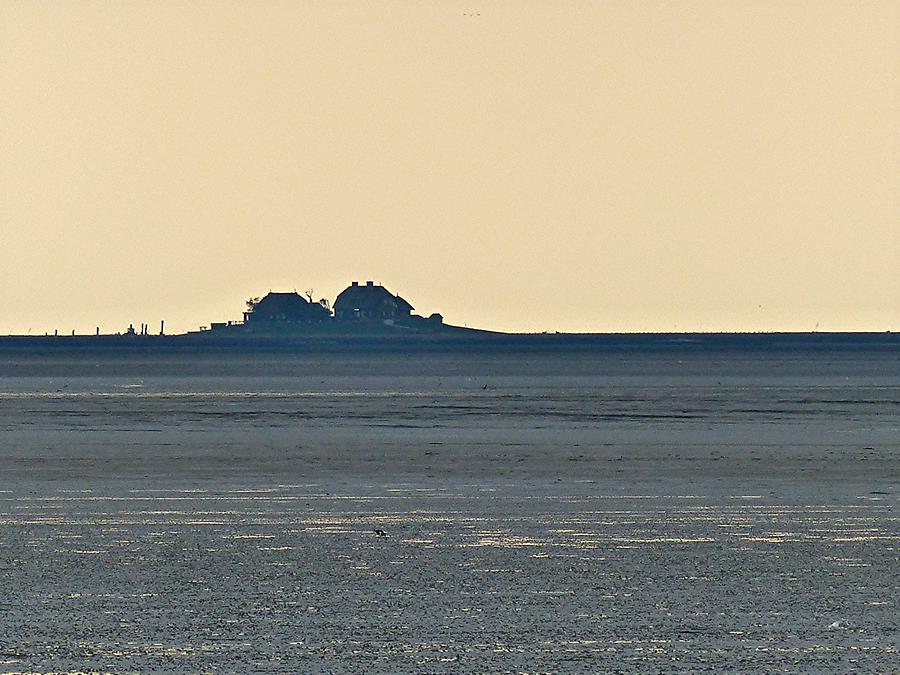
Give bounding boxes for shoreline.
[0,330,899,355]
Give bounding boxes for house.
[333,281,413,322]
[243,291,331,324]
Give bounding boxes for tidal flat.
[0,349,897,673]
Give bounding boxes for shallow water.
[0,350,897,672]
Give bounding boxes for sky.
[1,0,898,335]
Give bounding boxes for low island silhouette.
[1,279,898,354]
[191,280,452,336]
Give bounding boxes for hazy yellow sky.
[2,1,898,334]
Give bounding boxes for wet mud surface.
[0,350,897,672]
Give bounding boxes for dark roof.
[254,292,311,312]
[248,292,330,321]
[333,283,413,313]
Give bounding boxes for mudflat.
[0,349,897,672]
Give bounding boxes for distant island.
[187,280,465,337]
[2,280,899,354]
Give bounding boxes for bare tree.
[304,289,315,303]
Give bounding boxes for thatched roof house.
[333,281,413,322]
[244,292,330,324]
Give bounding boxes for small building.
[244,292,331,324]
[333,281,413,322]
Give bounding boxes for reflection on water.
[0,486,896,672]
[1,353,897,671]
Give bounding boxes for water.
[0,349,897,672]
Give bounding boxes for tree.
[245,297,260,311]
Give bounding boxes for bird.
[373,528,387,537]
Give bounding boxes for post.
[160,320,165,336]
[96,327,100,336]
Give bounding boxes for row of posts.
[51,320,165,337]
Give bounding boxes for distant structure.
[194,280,444,334]
[333,281,413,323]
[243,292,330,325]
